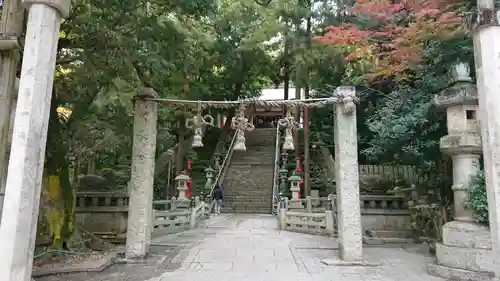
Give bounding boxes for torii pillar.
[0,0,70,280]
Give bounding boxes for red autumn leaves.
[314,0,464,79]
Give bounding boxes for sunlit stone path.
[36,214,445,281]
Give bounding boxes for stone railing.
[279,208,335,236]
[205,129,237,202]
[152,197,211,232]
[281,195,410,233]
[75,191,129,235]
[75,192,215,238]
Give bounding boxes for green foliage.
[465,167,489,226]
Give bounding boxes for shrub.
[465,167,489,226]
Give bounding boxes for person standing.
[213,184,224,215]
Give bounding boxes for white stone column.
[333,86,362,261]
[451,154,480,221]
[0,0,25,223]
[125,88,158,259]
[0,78,19,222]
[473,4,500,278]
[0,0,69,280]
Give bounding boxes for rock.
[359,174,394,194]
[77,174,113,191]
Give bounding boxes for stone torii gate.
[0,0,70,280]
[125,86,364,262]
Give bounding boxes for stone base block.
[363,236,413,246]
[288,202,303,210]
[436,243,494,272]
[428,263,494,281]
[442,221,491,249]
[321,258,380,267]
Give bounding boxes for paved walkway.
[36,214,446,281]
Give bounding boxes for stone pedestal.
[429,62,494,280]
[125,88,158,259]
[0,0,69,280]
[429,221,495,280]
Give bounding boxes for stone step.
[442,221,491,249]
[224,199,272,203]
[435,243,494,273]
[226,189,272,193]
[428,263,495,281]
[365,229,412,238]
[363,237,414,245]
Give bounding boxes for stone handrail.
[271,125,281,214]
[279,209,335,236]
[207,129,237,201]
[281,195,411,234]
[153,197,191,211]
[285,195,408,215]
[152,196,207,230]
[75,191,129,213]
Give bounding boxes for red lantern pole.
[186,159,192,199]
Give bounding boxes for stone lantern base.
[428,221,495,280]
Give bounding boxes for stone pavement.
[35,214,446,281]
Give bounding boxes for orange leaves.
[314,0,464,80]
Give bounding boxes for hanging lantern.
[185,101,214,148]
[278,110,299,151]
[192,128,204,148]
[233,130,247,151]
[282,129,294,150]
[231,104,254,151]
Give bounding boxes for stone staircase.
[221,128,276,214]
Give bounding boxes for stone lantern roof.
[434,62,477,109]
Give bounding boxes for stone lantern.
[203,166,215,199]
[288,173,303,209]
[429,62,491,279]
[213,152,222,171]
[175,172,190,200]
[280,151,289,169]
[278,168,288,196]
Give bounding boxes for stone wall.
[358,195,410,231]
[75,191,129,235]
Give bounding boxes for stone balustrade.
[152,197,211,232]
[75,191,129,235]
[74,192,215,238]
[74,191,408,239]
[283,195,410,233]
[279,209,335,236]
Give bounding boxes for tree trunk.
[40,96,111,252]
[39,97,75,251]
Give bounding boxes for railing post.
[306,196,312,213]
[325,195,334,236]
[170,197,177,211]
[151,209,156,234]
[279,198,287,230]
[325,210,334,236]
[189,197,196,228]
